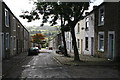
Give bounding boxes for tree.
[20,2,89,61]
[32,33,45,46]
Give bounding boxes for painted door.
[108,33,115,60]
[2,33,5,58]
[91,37,94,56]
[16,40,19,54]
[81,39,83,54]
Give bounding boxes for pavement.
[2,52,28,78]
[52,50,120,68]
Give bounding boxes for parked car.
[28,47,40,56]
[46,47,48,49]
[49,47,53,50]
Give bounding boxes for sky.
[3,0,104,27]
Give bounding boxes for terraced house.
[0,1,3,78]
[0,1,30,59]
[94,2,120,61]
[48,2,120,61]
[0,0,2,60]
[65,31,73,53]
[75,11,95,56]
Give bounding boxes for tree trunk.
[61,30,69,57]
[60,14,69,57]
[70,26,80,61]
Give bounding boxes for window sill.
[85,49,89,51]
[76,33,80,34]
[98,23,104,26]
[98,50,104,53]
[6,25,9,27]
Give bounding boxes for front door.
[108,32,115,60]
[91,37,94,56]
[2,33,5,58]
[81,39,83,54]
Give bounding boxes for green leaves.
[20,2,89,28]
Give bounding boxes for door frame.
[108,31,115,60]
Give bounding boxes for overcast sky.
[3,0,103,27]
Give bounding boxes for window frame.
[5,8,9,27]
[98,6,105,26]
[98,32,104,52]
[85,17,89,30]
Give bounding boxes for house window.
[77,23,80,33]
[5,9,9,27]
[85,17,89,30]
[99,7,104,25]
[13,17,16,31]
[77,39,80,48]
[85,37,88,50]
[98,32,104,52]
[6,33,9,50]
[90,15,94,25]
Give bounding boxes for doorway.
[81,39,83,54]
[91,37,94,56]
[2,33,5,58]
[108,32,115,60]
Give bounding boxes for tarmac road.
[3,51,71,79]
[2,49,119,80]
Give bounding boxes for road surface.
[3,49,119,80]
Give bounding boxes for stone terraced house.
[94,2,120,61]
[0,1,30,59]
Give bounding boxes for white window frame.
[98,6,104,26]
[85,17,89,30]
[98,32,104,52]
[5,8,9,27]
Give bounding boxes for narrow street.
[3,50,71,79]
[2,49,119,80]
[1,1,120,80]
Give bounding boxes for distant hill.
[26,25,57,31]
[25,25,60,37]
